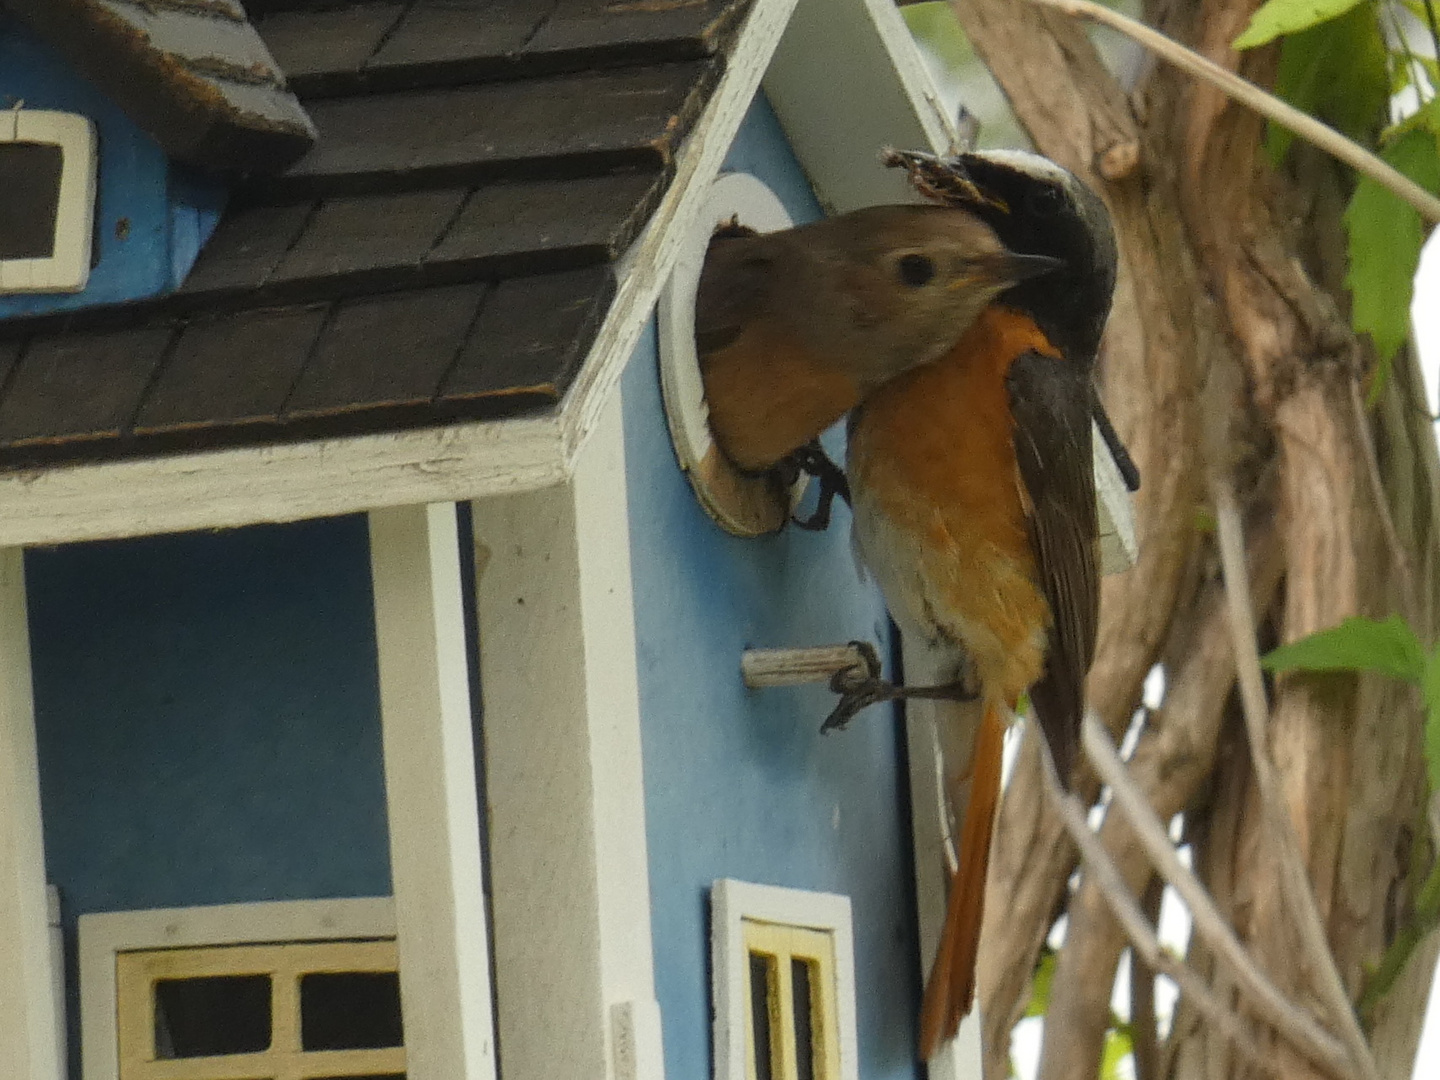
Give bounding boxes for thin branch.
[1082,717,1360,1080]
[1039,747,1274,1075]
[1024,0,1440,223]
[1210,474,1385,1080]
[1131,874,1163,1080]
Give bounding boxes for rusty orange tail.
[918,702,1007,1059]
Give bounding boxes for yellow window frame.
[742,919,842,1080]
[115,938,403,1080]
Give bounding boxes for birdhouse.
[0,3,1133,1080]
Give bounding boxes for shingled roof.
[3,0,316,171]
[0,0,751,467]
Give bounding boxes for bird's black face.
[884,149,1118,363]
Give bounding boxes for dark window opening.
[154,974,272,1058]
[750,951,777,1080]
[792,959,816,1080]
[0,142,63,261]
[301,971,404,1050]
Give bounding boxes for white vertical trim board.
[0,547,63,1080]
[369,504,497,1080]
[472,387,663,1080]
[48,886,64,1076]
[710,879,859,1080]
[78,897,396,1080]
[902,645,987,1080]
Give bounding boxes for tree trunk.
[936,1,1440,1077]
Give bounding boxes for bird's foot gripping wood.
[778,440,851,532]
[821,640,976,732]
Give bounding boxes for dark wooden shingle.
[270,189,469,285]
[258,2,407,85]
[273,61,715,198]
[0,328,175,445]
[441,266,613,405]
[430,172,665,270]
[369,0,554,71]
[135,305,331,433]
[180,203,317,296]
[286,284,489,418]
[531,0,749,56]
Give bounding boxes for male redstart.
[843,148,1118,1057]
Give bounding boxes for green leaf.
[1344,129,1440,365]
[1234,0,1366,49]
[1422,649,1440,794]
[1265,5,1388,163]
[1260,615,1426,682]
[1099,1028,1134,1080]
[1023,949,1056,1018]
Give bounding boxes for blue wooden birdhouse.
[0,3,1134,1080]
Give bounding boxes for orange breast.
[849,307,1058,705]
[701,321,862,473]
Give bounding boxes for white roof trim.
[0,0,955,547]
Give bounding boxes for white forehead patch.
[970,148,1074,188]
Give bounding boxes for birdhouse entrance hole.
[659,172,805,537]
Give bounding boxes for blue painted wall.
[0,15,224,318]
[27,516,390,1078]
[624,93,924,1080]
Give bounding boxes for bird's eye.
[897,253,936,287]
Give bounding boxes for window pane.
[792,959,815,1080]
[300,971,404,1050]
[749,951,775,1080]
[154,974,272,1058]
[0,142,62,260]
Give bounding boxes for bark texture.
[941,1,1440,1078]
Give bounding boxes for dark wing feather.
[1005,350,1101,783]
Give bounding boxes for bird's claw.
[821,640,979,733]
[785,441,852,532]
[823,641,891,732]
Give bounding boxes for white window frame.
[711,878,858,1080]
[0,109,96,294]
[77,896,395,1080]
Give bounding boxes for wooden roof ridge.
[3,0,317,171]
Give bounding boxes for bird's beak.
[981,251,1065,284]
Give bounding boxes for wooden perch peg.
[740,644,871,688]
